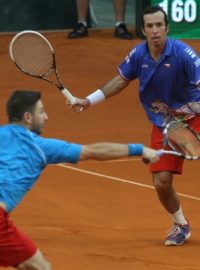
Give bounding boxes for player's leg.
[149,125,190,246]
[153,171,180,213]
[16,249,51,270]
[152,171,190,245]
[76,0,90,22]
[0,208,51,269]
[68,0,89,38]
[112,0,133,39]
[112,0,125,22]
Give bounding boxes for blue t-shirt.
[0,124,82,212]
[119,38,200,127]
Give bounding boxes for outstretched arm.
[79,143,159,164]
[70,75,130,112]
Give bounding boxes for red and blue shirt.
[119,38,200,127]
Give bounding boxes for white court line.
[70,158,141,163]
[57,164,200,201]
[98,157,141,162]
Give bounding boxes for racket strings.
[11,34,53,77]
[167,122,200,157]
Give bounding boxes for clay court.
[1,30,200,269]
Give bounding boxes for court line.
[71,158,141,163]
[57,164,200,201]
[95,158,141,162]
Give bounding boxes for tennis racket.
[143,120,200,163]
[9,30,76,104]
[159,120,200,159]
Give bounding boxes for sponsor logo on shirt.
[141,64,148,68]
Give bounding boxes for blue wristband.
[128,144,143,156]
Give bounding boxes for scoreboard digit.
[151,0,200,38]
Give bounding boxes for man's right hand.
[142,146,160,164]
[67,97,90,112]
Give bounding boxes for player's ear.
[141,27,146,37]
[166,24,169,34]
[23,111,33,125]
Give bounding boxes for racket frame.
[9,30,76,103]
[160,120,200,160]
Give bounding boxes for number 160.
[159,0,197,22]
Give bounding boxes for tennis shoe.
[68,22,88,39]
[114,23,133,40]
[165,222,191,246]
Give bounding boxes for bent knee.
[153,172,173,191]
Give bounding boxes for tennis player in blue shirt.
[70,6,200,246]
[0,90,158,269]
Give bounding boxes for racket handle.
[142,149,164,164]
[156,149,164,156]
[61,88,76,104]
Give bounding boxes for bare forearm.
[101,75,129,98]
[79,143,159,164]
[80,143,132,160]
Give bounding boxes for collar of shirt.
[144,37,172,63]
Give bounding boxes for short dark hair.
[141,5,168,28]
[6,90,41,122]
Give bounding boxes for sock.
[78,21,87,27]
[116,21,124,27]
[171,207,188,225]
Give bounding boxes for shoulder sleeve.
[177,40,200,86]
[35,136,82,164]
[118,44,143,80]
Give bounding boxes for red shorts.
[0,207,37,267]
[149,115,200,174]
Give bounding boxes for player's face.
[30,100,48,134]
[142,11,168,48]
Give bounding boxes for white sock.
[116,21,124,27]
[171,207,188,225]
[78,21,88,27]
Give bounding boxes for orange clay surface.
[1,30,200,270]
